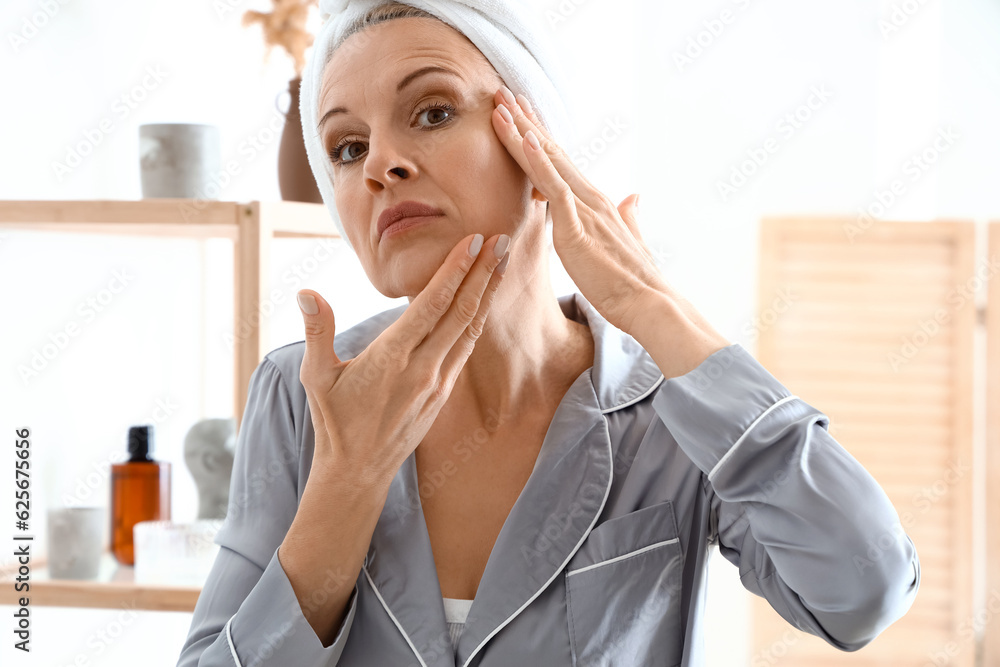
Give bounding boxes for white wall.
[1,0,997,665]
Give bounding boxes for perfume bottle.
[111,425,171,565]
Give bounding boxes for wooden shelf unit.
[0,552,200,612]
[1,199,338,612]
[0,198,340,428]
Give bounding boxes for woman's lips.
[380,215,443,241]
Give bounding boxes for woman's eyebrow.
[396,65,464,93]
[318,65,465,131]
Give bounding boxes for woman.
[177,2,920,666]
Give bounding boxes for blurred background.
[1,0,998,665]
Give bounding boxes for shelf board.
[0,199,341,241]
[0,551,202,612]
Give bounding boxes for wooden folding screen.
[986,221,1000,667]
[751,217,976,667]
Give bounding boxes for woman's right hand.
[295,232,512,489]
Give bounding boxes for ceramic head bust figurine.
[183,418,236,520]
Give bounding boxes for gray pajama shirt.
[176,292,920,667]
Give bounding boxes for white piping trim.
[565,537,680,577]
[601,375,666,414]
[459,413,615,667]
[363,566,429,667]
[224,616,243,667]
[708,394,799,482]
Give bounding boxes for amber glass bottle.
[110,425,171,565]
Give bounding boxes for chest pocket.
[564,499,685,667]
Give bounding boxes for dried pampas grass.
[242,0,319,76]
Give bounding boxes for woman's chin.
[377,263,443,301]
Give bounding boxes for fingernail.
[499,85,516,107]
[635,193,641,208]
[469,233,484,257]
[525,130,541,151]
[297,292,318,315]
[497,103,514,124]
[494,234,511,259]
[516,93,533,115]
[496,252,510,275]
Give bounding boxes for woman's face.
[317,16,545,298]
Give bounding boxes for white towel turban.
[299,0,577,253]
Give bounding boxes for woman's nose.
[363,135,415,190]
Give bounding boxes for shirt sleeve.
[176,357,359,667]
[649,342,920,651]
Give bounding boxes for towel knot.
[319,0,350,21]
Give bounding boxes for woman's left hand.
[490,86,672,336]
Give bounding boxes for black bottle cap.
[127,425,154,462]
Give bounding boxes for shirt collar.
[332,291,666,667]
[333,291,665,415]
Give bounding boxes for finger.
[437,241,508,384]
[296,290,341,450]
[419,233,510,366]
[394,233,486,353]
[493,90,607,212]
[618,193,644,243]
[492,102,597,227]
[617,194,661,266]
[297,290,342,388]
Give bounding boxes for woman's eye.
[417,103,454,126]
[338,142,364,163]
[328,139,365,165]
[328,103,456,166]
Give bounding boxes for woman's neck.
[446,244,594,429]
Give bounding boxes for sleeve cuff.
[650,343,826,483]
[225,546,358,666]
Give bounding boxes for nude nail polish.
[516,94,533,115]
[494,234,511,259]
[496,252,510,275]
[499,86,517,108]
